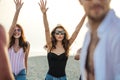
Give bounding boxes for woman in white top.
[8,0,30,80]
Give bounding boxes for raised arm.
[0,24,14,80]
[9,0,23,38]
[38,0,51,49]
[69,14,86,46]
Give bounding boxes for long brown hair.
[9,24,28,52]
[51,25,70,56]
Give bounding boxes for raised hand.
[14,0,24,11]
[9,0,23,38]
[38,0,48,14]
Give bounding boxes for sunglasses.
[55,30,65,35]
[14,28,21,32]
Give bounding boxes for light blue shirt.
[80,9,120,80]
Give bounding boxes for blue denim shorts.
[45,74,67,80]
[13,69,26,80]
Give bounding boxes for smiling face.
[79,0,111,21]
[13,26,21,39]
[54,28,65,42]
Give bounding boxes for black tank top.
[47,52,68,77]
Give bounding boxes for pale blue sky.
[0,0,120,56]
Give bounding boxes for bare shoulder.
[26,41,30,48]
[24,41,30,56]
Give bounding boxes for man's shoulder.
[109,15,120,34]
[107,21,120,42]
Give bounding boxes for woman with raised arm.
[8,0,30,80]
[39,0,86,80]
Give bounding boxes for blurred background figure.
[74,48,82,80]
[74,48,81,60]
[0,24,14,80]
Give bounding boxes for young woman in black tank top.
[38,0,86,79]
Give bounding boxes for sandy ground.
[27,56,80,80]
